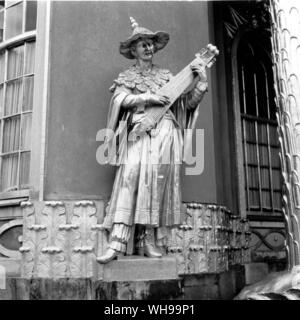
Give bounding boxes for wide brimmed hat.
[120,17,170,59]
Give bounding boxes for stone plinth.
[0,265,245,300]
[100,256,178,282]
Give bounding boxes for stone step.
[99,256,178,282]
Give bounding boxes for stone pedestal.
[100,256,178,282]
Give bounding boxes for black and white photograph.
[0,0,299,304]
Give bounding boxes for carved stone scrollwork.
[69,201,97,278]
[166,203,251,275]
[250,228,286,263]
[39,201,67,278]
[223,1,271,42]
[269,0,300,268]
[20,200,105,278]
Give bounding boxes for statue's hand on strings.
[141,93,170,106]
[122,93,170,109]
[187,61,209,109]
[190,61,208,93]
[190,61,208,82]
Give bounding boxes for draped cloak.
[101,65,202,241]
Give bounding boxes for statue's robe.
[102,65,201,243]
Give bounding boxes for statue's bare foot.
[97,248,118,264]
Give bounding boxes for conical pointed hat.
[120,17,170,59]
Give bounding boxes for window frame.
[231,29,284,222]
[0,37,35,193]
[0,0,36,201]
[1,0,33,43]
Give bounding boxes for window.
[0,1,36,193]
[0,1,36,42]
[237,34,282,216]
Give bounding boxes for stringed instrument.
[131,44,219,134]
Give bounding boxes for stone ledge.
[100,256,178,282]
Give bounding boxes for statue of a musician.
[97,17,209,263]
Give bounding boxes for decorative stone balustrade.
[166,203,251,274]
[20,201,250,278]
[20,200,107,278]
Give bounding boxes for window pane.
[238,66,245,114]
[248,166,259,188]
[246,143,258,165]
[19,151,30,187]
[258,123,268,144]
[25,41,35,74]
[0,84,3,115]
[271,147,280,168]
[25,1,37,32]
[256,65,269,118]
[0,1,4,9]
[259,145,269,166]
[272,169,282,190]
[0,11,3,42]
[5,2,23,40]
[2,115,20,152]
[23,75,33,111]
[269,125,279,146]
[269,83,277,120]
[0,153,19,192]
[262,191,271,209]
[273,191,282,210]
[0,51,5,83]
[249,190,259,208]
[5,78,22,115]
[245,121,256,142]
[260,168,270,189]
[7,45,24,80]
[20,112,31,150]
[244,66,257,116]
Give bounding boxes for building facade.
[0,0,290,299]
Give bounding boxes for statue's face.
[131,38,155,61]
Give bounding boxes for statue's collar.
[110,64,172,93]
[131,64,159,76]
